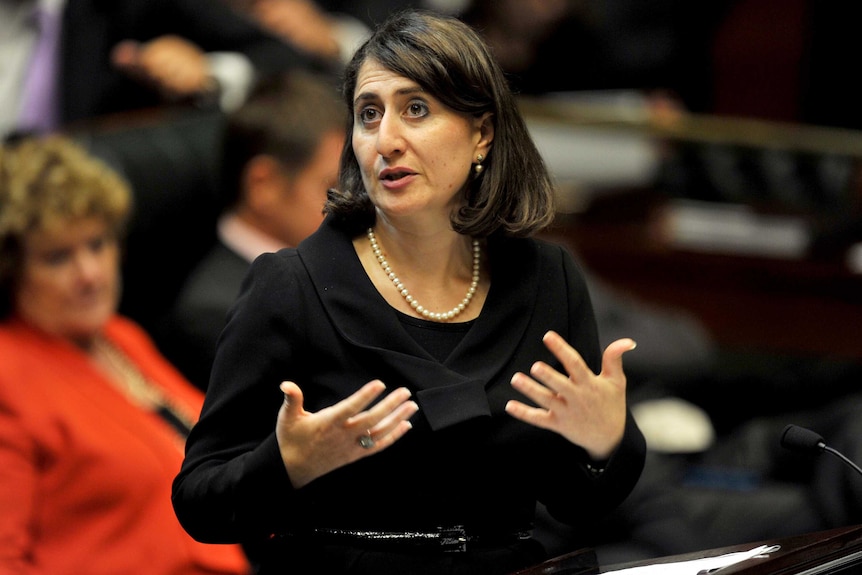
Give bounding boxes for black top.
[396,310,474,362]
[172,215,646,574]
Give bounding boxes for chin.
[70,308,113,336]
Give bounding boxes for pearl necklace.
[367,228,481,322]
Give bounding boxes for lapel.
[298,218,542,431]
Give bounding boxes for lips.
[378,167,416,181]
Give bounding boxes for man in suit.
[157,70,345,390]
[0,0,329,138]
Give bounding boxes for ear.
[242,155,289,213]
[474,112,494,159]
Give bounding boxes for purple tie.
[19,4,61,134]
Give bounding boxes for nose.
[375,112,405,158]
[73,249,104,284]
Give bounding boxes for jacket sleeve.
[539,244,647,527]
[171,251,307,544]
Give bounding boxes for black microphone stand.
[781,423,862,478]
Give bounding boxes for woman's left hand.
[505,331,636,460]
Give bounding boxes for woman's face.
[15,217,120,345]
[351,59,492,225]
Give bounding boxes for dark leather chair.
[70,107,226,336]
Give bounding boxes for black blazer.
[159,239,251,391]
[58,0,316,126]
[172,216,646,570]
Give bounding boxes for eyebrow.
[353,86,426,108]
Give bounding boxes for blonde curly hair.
[0,135,132,317]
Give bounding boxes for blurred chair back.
[69,108,226,335]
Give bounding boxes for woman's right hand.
[276,380,418,488]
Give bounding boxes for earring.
[474,154,484,175]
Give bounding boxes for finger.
[369,398,419,437]
[110,39,140,70]
[351,389,416,454]
[542,330,593,382]
[504,398,553,431]
[345,385,412,428]
[601,338,638,381]
[279,380,305,416]
[366,420,414,451]
[510,370,559,409]
[368,387,414,418]
[357,419,414,453]
[335,380,386,422]
[354,397,417,452]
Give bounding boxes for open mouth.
[380,169,414,181]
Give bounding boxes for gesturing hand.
[505,331,637,461]
[276,379,419,488]
[250,0,341,61]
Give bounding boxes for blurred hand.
[249,0,340,61]
[506,331,636,460]
[276,379,418,488]
[111,35,213,101]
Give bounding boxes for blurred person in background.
[0,0,328,139]
[0,135,251,575]
[226,0,371,67]
[158,70,346,391]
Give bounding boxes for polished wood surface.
[604,524,862,575]
[718,524,862,574]
[512,525,862,575]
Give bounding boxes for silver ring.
[358,431,375,449]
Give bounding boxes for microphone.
[780,424,862,478]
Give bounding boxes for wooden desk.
[512,524,862,574]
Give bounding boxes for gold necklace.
[367,227,481,322]
[93,338,196,441]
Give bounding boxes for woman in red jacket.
[0,135,250,575]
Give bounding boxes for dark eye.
[406,100,429,117]
[358,107,381,126]
[43,249,71,266]
[88,235,108,254]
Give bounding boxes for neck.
[365,226,483,323]
[371,220,469,276]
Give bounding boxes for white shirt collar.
[217,212,290,263]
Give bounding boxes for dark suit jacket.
[172,216,646,573]
[160,240,251,391]
[59,0,316,126]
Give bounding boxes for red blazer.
[0,315,249,575]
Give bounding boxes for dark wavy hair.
[324,9,555,238]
